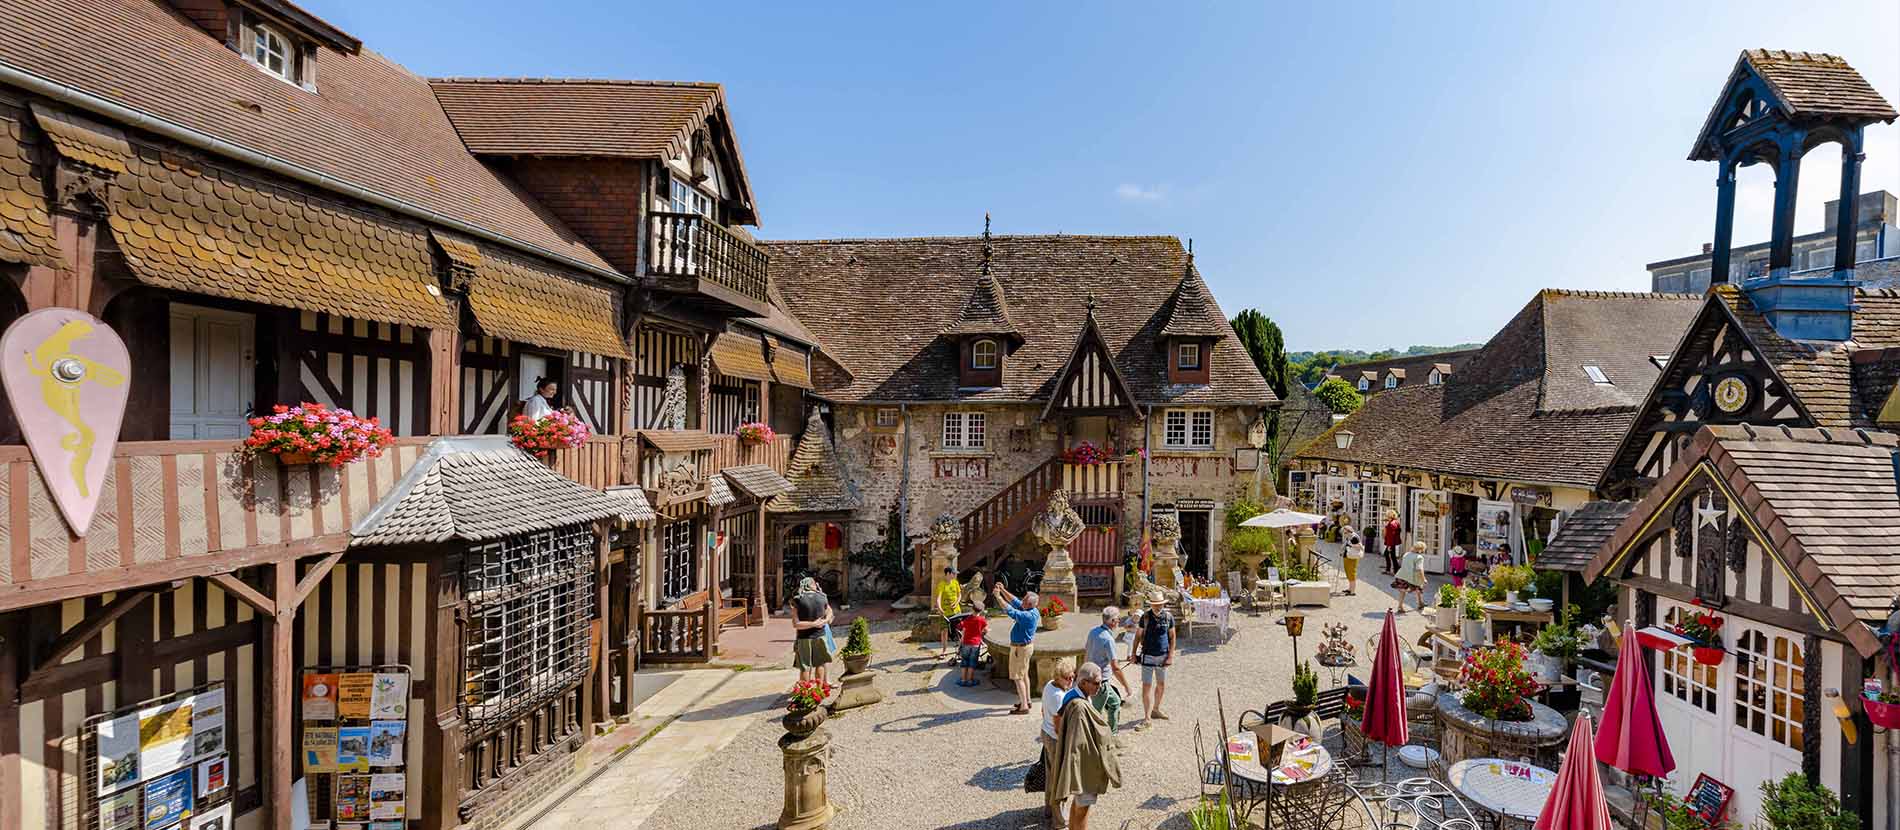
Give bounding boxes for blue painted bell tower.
[1693,50,1896,341]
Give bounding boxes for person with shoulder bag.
[1342,532,1365,595]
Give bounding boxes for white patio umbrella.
[1239,508,1327,528]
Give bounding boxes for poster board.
[1687,773,1733,824]
[299,665,412,830]
[81,682,234,830]
[1475,499,1515,563]
[1410,489,1450,573]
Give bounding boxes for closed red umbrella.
[1362,609,1409,750]
[1594,621,1675,779]
[1536,713,1612,830]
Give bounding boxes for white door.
[169,304,255,439]
[519,353,552,402]
[1410,490,1450,572]
[1725,624,1807,825]
[1652,601,1725,803]
[1361,482,1401,537]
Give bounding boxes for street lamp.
[1282,609,1307,667]
[1334,429,1355,450]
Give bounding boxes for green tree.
[1312,378,1363,414]
[1230,310,1289,399]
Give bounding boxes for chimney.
[1702,243,1713,255]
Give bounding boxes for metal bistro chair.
[1258,566,1288,612]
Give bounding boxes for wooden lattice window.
[461,525,596,734]
[660,519,697,604]
[1659,607,1719,714]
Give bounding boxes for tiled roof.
[769,410,861,514]
[766,335,813,389]
[1693,51,1897,160]
[461,241,631,359]
[1584,425,1900,658]
[763,235,1274,406]
[1536,500,1635,573]
[722,464,794,499]
[351,436,622,546]
[942,272,1022,339]
[605,485,656,525]
[709,332,771,381]
[1296,290,1701,487]
[1332,350,1479,392]
[0,104,58,267]
[0,0,615,272]
[1156,264,1230,339]
[430,79,719,159]
[1710,285,1900,427]
[707,474,735,507]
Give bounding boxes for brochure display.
[81,682,234,830]
[299,665,412,830]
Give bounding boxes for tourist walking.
[1393,541,1427,612]
[1447,544,1468,588]
[790,577,834,684]
[1381,509,1403,574]
[1130,592,1174,724]
[934,566,962,659]
[955,610,988,687]
[1083,607,1127,731]
[993,582,1041,715]
[1051,662,1121,830]
[1342,532,1364,595]
[1040,658,1079,828]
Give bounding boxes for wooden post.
[262,560,296,830]
[22,209,99,312]
[592,520,611,727]
[422,555,463,830]
[0,613,22,830]
[427,299,462,435]
[753,505,767,625]
[706,508,721,658]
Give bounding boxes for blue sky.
[306,1,1898,352]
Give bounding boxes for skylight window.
[1583,365,1611,385]
[1649,354,1672,370]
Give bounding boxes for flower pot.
[276,451,317,465]
[1863,693,1900,730]
[783,705,828,738]
[841,652,871,675]
[1463,619,1487,645]
[1041,614,1061,631]
[1505,591,1519,605]
[1691,646,1726,666]
[1281,707,1325,743]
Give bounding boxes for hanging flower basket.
[736,421,776,445]
[243,403,393,468]
[1676,601,1726,666]
[1691,646,1726,666]
[1061,441,1114,466]
[1862,691,1900,729]
[509,411,591,460]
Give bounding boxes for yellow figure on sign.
[25,320,126,497]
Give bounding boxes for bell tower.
[1692,51,1895,340]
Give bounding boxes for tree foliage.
[1312,378,1364,414]
[1230,310,1289,399]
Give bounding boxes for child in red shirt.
[956,613,989,687]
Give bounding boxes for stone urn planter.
[1436,692,1568,768]
[841,652,871,675]
[1231,552,1270,586]
[783,705,828,738]
[1282,707,1325,743]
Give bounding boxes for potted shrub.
[1759,772,1857,830]
[1039,595,1069,630]
[839,616,874,675]
[243,403,394,467]
[736,421,776,446]
[1491,565,1533,604]
[1435,584,1461,632]
[1457,641,1541,722]
[1529,621,1586,682]
[508,410,591,460]
[1283,660,1324,741]
[1675,601,1726,665]
[1461,590,1488,644]
[783,678,833,737]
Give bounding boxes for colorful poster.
[368,674,408,720]
[367,773,406,820]
[189,802,231,830]
[337,674,373,719]
[1475,499,1514,561]
[97,713,141,795]
[138,699,195,778]
[337,727,371,772]
[196,754,229,799]
[99,787,141,830]
[302,726,339,772]
[141,767,193,830]
[302,674,339,721]
[190,688,225,759]
[367,721,405,767]
[335,774,370,821]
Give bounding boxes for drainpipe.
[899,403,911,576]
[1889,448,1900,830]
[1142,403,1152,530]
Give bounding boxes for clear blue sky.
[305,1,1898,352]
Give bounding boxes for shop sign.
[1176,498,1216,510]
[1509,486,1551,506]
[1441,477,1476,495]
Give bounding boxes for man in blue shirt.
[1131,592,1175,724]
[1084,607,1128,731]
[992,582,1040,715]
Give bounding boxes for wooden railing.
[638,607,711,662]
[958,458,1065,570]
[549,435,624,490]
[1062,461,1123,496]
[709,434,792,476]
[647,211,770,306]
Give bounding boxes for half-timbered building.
[0,2,802,829]
[762,228,1277,600]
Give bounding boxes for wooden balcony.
[646,211,771,317]
[1062,461,1124,497]
[709,434,791,476]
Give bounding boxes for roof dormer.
[942,216,1023,389]
[1156,245,1224,386]
[172,1,362,91]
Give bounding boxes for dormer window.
[248,22,293,81]
[1428,369,1442,385]
[1177,342,1201,370]
[971,339,999,370]
[1357,377,1370,392]
[1383,374,1398,389]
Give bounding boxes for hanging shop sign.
[0,308,131,537]
[299,666,412,830]
[1508,486,1551,507]
[1441,477,1477,495]
[83,682,233,830]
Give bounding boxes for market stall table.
[1187,595,1232,641]
[1447,758,1557,826]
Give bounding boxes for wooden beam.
[1,614,23,830]
[291,551,347,611]
[261,560,296,830]
[0,533,352,613]
[207,573,274,617]
[27,586,162,679]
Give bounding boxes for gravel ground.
[640,557,1441,830]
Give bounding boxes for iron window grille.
[461,524,596,736]
[660,519,697,605]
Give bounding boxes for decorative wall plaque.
[0,309,130,536]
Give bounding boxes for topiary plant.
[1292,660,1319,710]
[840,616,873,657]
[1759,773,1857,830]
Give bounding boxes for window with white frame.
[971,339,999,370]
[1163,409,1214,449]
[1583,365,1611,385]
[1658,606,1719,714]
[1177,342,1201,370]
[1733,628,1804,749]
[248,22,293,81]
[670,177,714,217]
[942,411,985,449]
[1428,369,1442,385]
[1356,377,1370,392]
[1383,374,1398,389]
[875,408,900,428]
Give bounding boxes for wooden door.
[168,303,255,439]
[1179,510,1210,580]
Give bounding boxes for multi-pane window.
[660,519,696,604]
[1177,343,1201,370]
[1658,607,1719,714]
[461,525,597,733]
[1734,629,1804,749]
[1383,374,1398,389]
[670,177,714,217]
[875,408,900,428]
[942,411,985,449]
[1357,377,1370,392]
[744,382,761,423]
[248,23,292,81]
[1428,369,1442,385]
[971,339,999,370]
[1163,409,1214,449]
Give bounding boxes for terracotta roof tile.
[0,104,58,267]
[709,332,770,382]
[765,336,813,390]
[769,410,861,514]
[429,79,721,160]
[351,436,622,546]
[463,243,630,359]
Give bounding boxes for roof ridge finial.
[981,212,993,279]
[1086,292,1097,315]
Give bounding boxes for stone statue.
[1033,489,1086,613]
[659,364,687,430]
[1151,511,1183,589]
[927,513,962,613]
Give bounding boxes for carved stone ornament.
[1150,511,1183,545]
[661,458,701,498]
[1033,489,1087,548]
[51,163,116,217]
[1672,498,1694,559]
[928,513,959,546]
[659,364,688,431]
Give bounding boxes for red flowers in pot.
[244,403,393,467]
[1676,600,1726,665]
[509,410,591,459]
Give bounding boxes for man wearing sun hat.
[1130,590,1175,725]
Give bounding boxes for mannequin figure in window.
[522,377,559,420]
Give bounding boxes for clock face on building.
[1713,374,1751,414]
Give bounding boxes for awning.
[638,430,717,453]
[768,336,813,389]
[463,244,631,359]
[350,436,621,546]
[722,464,794,500]
[709,332,770,381]
[605,485,656,525]
[707,474,735,507]
[0,108,58,267]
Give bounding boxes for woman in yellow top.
[935,566,964,660]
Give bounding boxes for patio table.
[1189,596,1232,639]
[1225,730,1334,786]
[1446,758,1555,823]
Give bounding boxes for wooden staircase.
[956,458,1066,571]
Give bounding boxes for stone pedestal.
[1296,527,1318,569]
[1231,552,1268,587]
[1152,512,1183,589]
[831,668,883,711]
[926,513,961,606]
[1039,546,1079,613]
[1033,490,1085,613]
[779,728,836,830]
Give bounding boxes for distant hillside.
[1289,344,1481,387]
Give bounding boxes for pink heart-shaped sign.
[0,308,131,537]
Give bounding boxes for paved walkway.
[529,666,799,830]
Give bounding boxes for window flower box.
[509,410,591,459]
[736,421,776,445]
[243,403,393,467]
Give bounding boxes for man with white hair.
[1083,607,1128,731]
[992,581,1041,715]
[1051,660,1120,830]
